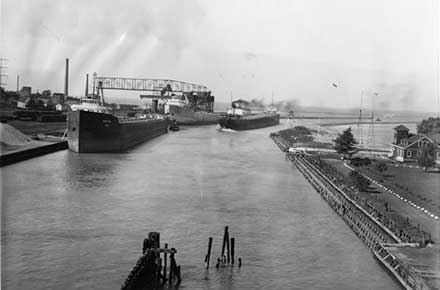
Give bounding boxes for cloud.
[2,0,437,112]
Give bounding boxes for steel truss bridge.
[93,76,208,94]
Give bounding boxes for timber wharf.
[121,232,181,290]
[270,133,437,290]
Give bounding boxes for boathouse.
[391,125,440,163]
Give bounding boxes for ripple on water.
[2,122,401,290]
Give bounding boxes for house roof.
[407,134,424,144]
[394,125,409,131]
[404,134,440,149]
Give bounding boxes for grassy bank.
[322,157,436,242]
[273,126,334,149]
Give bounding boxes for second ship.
[218,99,280,130]
[141,90,222,125]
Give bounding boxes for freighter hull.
[67,110,168,153]
[218,113,280,130]
[168,105,222,125]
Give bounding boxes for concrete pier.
[0,141,67,167]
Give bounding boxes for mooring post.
[143,238,150,254]
[221,226,228,258]
[163,243,168,281]
[169,253,175,285]
[148,232,160,249]
[176,265,182,283]
[226,229,230,264]
[231,237,235,265]
[206,237,213,269]
[157,258,162,288]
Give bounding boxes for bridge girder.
[94,76,208,94]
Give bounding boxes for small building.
[391,125,440,164]
[52,93,65,105]
[19,86,32,100]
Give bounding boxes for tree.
[333,127,358,158]
[417,117,440,134]
[418,143,436,171]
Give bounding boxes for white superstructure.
[70,98,111,114]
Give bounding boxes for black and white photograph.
[1,0,439,289]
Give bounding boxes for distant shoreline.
[319,121,419,127]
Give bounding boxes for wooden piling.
[156,258,162,288]
[226,229,230,264]
[231,237,235,265]
[148,232,160,248]
[169,253,174,285]
[163,243,168,281]
[123,232,182,290]
[206,237,213,269]
[221,226,228,258]
[176,265,182,283]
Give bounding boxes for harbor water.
[2,120,401,290]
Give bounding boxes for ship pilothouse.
[70,97,111,114]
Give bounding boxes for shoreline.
[270,132,438,290]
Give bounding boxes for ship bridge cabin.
[228,99,251,116]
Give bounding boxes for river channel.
[2,121,401,289]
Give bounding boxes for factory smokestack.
[85,73,89,97]
[64,58,69,98]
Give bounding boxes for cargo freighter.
[67,99,168,153]
[167,104,222,125]
[142,91,222,125]
[218,99,280,130]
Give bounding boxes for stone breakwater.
[270,133,435,290]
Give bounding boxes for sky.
[1,0,439,112]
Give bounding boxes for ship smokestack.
[64,58,69,98]
[85,73,89,97]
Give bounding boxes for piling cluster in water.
[121,232,181,290]
[205,226,241,270]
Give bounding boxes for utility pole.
[64,58,69,98]
[357,90,364,146]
